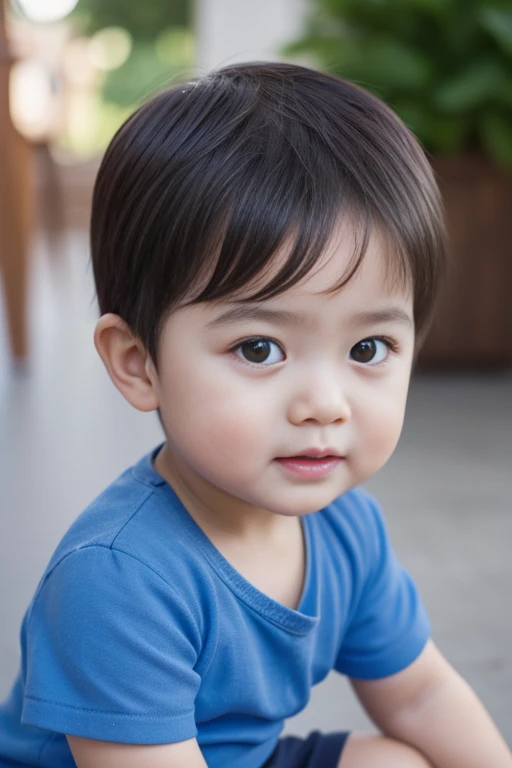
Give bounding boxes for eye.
[349,337,392,366]
[233,338,285,366]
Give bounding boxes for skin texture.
[67,736,208,768]
[82,227,512,768]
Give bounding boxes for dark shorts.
[263,730,350,768]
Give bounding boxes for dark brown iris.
[351,339,377,364]
[241,339,272,363]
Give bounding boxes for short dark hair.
[91,61,446,371]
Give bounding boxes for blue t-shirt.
[0,444,430,768]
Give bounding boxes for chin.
[266,490,347,517]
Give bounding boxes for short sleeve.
[21,546,201,743]
[334,491,430,680]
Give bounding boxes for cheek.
[369,401,405,456]
[159,361,272,466]
[357,374,410,461]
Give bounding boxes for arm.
[67,735,208,768]
[351,640,512,768]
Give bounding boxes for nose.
[286,365,352,426]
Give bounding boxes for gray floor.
[0,232,511,744]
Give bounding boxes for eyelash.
[229,335,401,367]
[366,336,401,364]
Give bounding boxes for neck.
[153,442,293,542]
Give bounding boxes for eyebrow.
[206,305,413,330]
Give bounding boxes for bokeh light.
[9,59,56,141]
[13,0,80,23]
[89,28,133,72]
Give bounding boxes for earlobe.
[93,314,159,413]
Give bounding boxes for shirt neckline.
[132,443,319,636]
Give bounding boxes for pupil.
[353,340,376,363]
[243,340,271,363]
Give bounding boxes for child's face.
[152,228,415,518]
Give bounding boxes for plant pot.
[418,154,512,370]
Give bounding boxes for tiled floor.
[1,232,511,744]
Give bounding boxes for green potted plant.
[285,0,512,368]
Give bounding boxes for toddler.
[0,62,510,768]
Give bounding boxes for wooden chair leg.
[0,5,33,364]
[0,123,32,363]
[0,128,32,362]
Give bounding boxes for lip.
[274,453,344,479]
[281,447,343,459]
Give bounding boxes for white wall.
[195,0,311,72]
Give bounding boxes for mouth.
[274,451,344,479]
[280,448,343,459]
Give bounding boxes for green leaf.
[493,75,512,109]
[392,100,468,152]
[479,112,512,171]
[479,8,512,56]
[403,0,447,12]
[392,101,430,135]
[300,36,433,92]
[321,0,446,20]
[362,38,433,89]
[434,59,504,113]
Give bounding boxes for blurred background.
[0,0,511,747]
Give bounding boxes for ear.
[93,314,159,413]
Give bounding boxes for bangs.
[186,203,408,308]
[184,176,374,307]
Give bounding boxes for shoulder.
[318,487,387,555]
[29,544,204,650]
[310,487,395,597]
